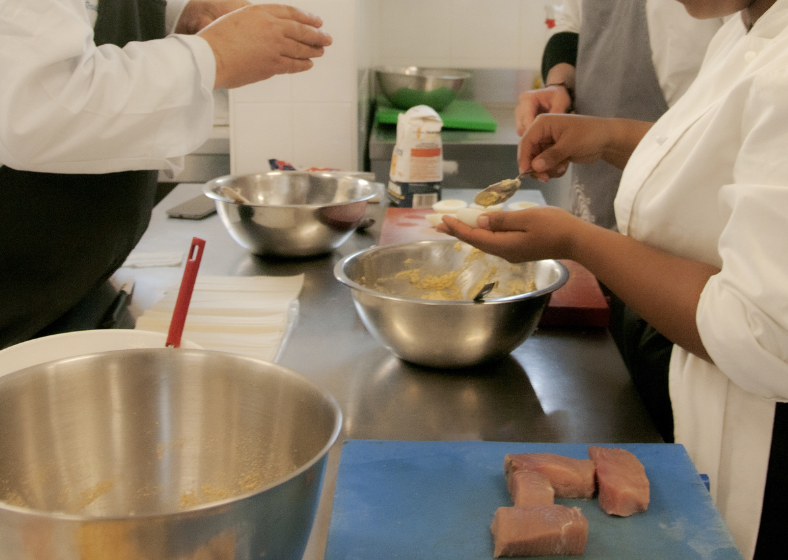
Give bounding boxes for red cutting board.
[379,208,610,328]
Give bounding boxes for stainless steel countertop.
[116,183,661,560]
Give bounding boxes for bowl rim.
[374,65,473,80]
[333,240,569,305]
[0,348,343,521]
[203,170,382,208]
[0,329,202,378]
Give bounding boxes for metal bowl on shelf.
[375,66,471,111]
[203,171,381,258]
[334,240,569,368]
[0,348,342,560]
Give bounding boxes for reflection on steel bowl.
[204,171,381,257]
[334,240,569,368]
[0,349,342,560]
[375,66,471,111]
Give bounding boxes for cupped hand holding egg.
[455,207,486,228]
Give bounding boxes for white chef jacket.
[553,0,725,106]
[0,0,215,176]
[616,3,788,558]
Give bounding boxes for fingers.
[265,4,325,29]
[282,16,333,49]
[515,88,573,136]
[515,91,541,136]
[438,215,498,249]
[199,3,333,89]
[518,115,575,180]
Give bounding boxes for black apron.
[0,0,166,348]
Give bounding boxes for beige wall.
[230,0,550,175]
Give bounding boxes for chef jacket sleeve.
[0,0,215,175]
[553,0,581,35]
[540,1,580,82]
[697,66,788,401]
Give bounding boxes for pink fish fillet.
[588,446,649,516]
[504,453,596,499]
[509,469,555,506]
[490,505,588,557]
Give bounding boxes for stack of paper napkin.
[135,275,304,362]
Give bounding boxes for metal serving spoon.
[472,281,497,302]
[474,170,537,207]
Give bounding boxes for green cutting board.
[375,95,497,132]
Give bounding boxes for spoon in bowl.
[474,170,537,207]
[472,281,497,302]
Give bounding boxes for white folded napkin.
[135,275,304,362]
[122,251,184,268]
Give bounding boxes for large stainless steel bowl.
[204,171,381,257]
[334,240,569,368]
[0,349,342,560]
[376,66,471,111]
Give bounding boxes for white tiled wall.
[230,0,361,175]
[230,0,549,175]
[376,0,548,70]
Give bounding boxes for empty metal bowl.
[334,240,569,368]
[376,66,471,111]
[0,349,342,560]
[204,171,381,257]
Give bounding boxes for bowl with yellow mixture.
[0,348,341,560]
[334,240,569,368]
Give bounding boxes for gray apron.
[572,0,668,229]
[0,0,166,348]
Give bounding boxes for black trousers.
[607,293,674,443]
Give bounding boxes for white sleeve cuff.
[173,33,217,93]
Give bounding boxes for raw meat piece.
[509,469,554,506]
[504,453,596,498]
[588,446,649,516]
[490,505,588,557]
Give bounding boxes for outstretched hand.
[436,206,585,264]
[197,3,333,89]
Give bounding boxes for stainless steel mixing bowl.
[334,240,569,368]
[204,171,381,257]
[375,66,471,111]
[0,348,342,560]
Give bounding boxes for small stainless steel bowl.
[204,171,381,257]
[0,349,342,560]
[375,66,471,111]
[334,240,569,368]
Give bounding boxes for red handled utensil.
[165,237,206,348]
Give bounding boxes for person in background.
[519,0,724,229]
[439,0,788,557]
[0,0,332,349]
[516,0,724,444]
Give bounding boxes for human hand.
[514,85,572,136]
[518,113,616,182]
[197,4,333,89]
[176,0,251,34]
[435,206,585,263]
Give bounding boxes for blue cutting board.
[324,440,743,560]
